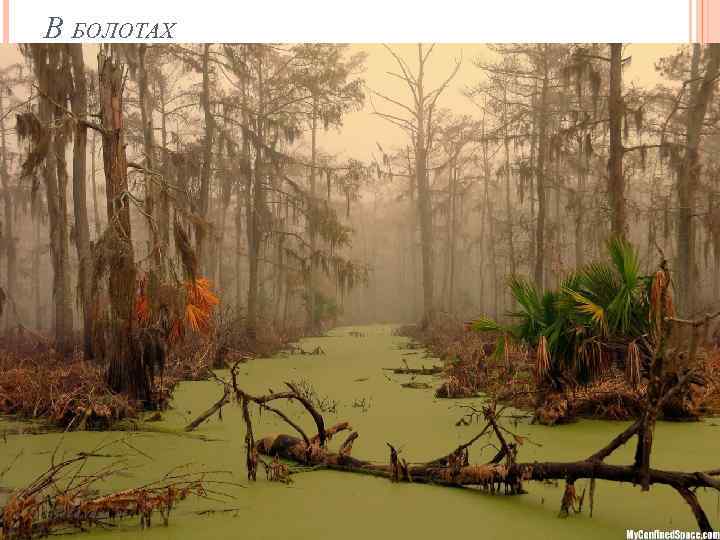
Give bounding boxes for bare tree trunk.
[447,165,457,314]
[90,130,102,238]
[408,161,419,320]
[712,190,720,300]
[216,132,232,296]
[575,135,586,268]
[68,44,93,359]
[137,44,163,283]
[551,152,562,289]
[528,84,537,265]
[197,44,214,275]
[217,199,228,293]
[157,77,171,253]
[608,43,626,239]
[534,61,549,288]
[503,89,516,279]
[416,46,434,326]
[481,137,499,318]
[236,60,250,317]
[677,44,720,316]
[31,45,73,354]
[99,51,147,402]
[235,185,244,311]
[306,96,319,334]
[33,212,42,330]
[54,105,73,353]
[440,176,450,311]
[246,49,265,340]
[0,89,17,331]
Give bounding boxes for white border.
[2,0,692,43]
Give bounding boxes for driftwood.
[383,365,443,375]
[287,345,325,356]
[250,400,720,531]
[184,382,231,431]
[221,264,720,532]
[0,440,230,539]
[400,381,432,389]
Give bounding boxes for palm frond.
[470,316,504,333]
[564,287,607,335]
[508,275,543,322]
[608,235,639,289]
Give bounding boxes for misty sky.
[0,43,680,162]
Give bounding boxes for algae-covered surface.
[2,325,719,539]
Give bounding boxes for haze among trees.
[1,43,720,347]
[2,42,720,538]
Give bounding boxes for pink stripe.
[2,0,8,44]
[697,0,720,43]
[708,0,720,43]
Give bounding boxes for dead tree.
[223,263,720,532]
[374,45,461,325]
[236,384,719,532]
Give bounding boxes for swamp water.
[1,324,719,539]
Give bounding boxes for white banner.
[1,0,693,44]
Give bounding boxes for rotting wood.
[189,263,720,532]
[383,365,443,375]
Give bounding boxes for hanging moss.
[623,107,630,142]
[589,68,601,115]
[634,106,644,135]
[15,112,49,178]
[640,145,647,171]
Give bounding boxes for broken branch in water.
[383,365,443,375]
[249,399,720,530]
[222,355,719,532]
[185,380,231,431]
[193,264,719,531]
[0,439,236,539]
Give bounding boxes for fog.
[0,43,715,341]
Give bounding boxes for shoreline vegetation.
[397,241,720,426]
[1,312,719,538]
[231,267,720,534]
[0,318,304,432]
[1,41,720,538]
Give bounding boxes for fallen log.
[220,273,720,532]
[253,407,720,531]
[215,376,720,531]
[256,431,719,489]
[257,432,517,490]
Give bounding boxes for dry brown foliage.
[402,314,720,423]
[0,447,226,539]
[0,353,135,429]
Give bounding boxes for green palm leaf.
[470,316,505,333]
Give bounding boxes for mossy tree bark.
[98,51,149,403]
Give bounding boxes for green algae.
[1,324,719,539]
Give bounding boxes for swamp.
[0,43,719,539]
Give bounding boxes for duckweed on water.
[1,325,719,539]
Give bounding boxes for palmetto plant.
[472,237,652,387]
